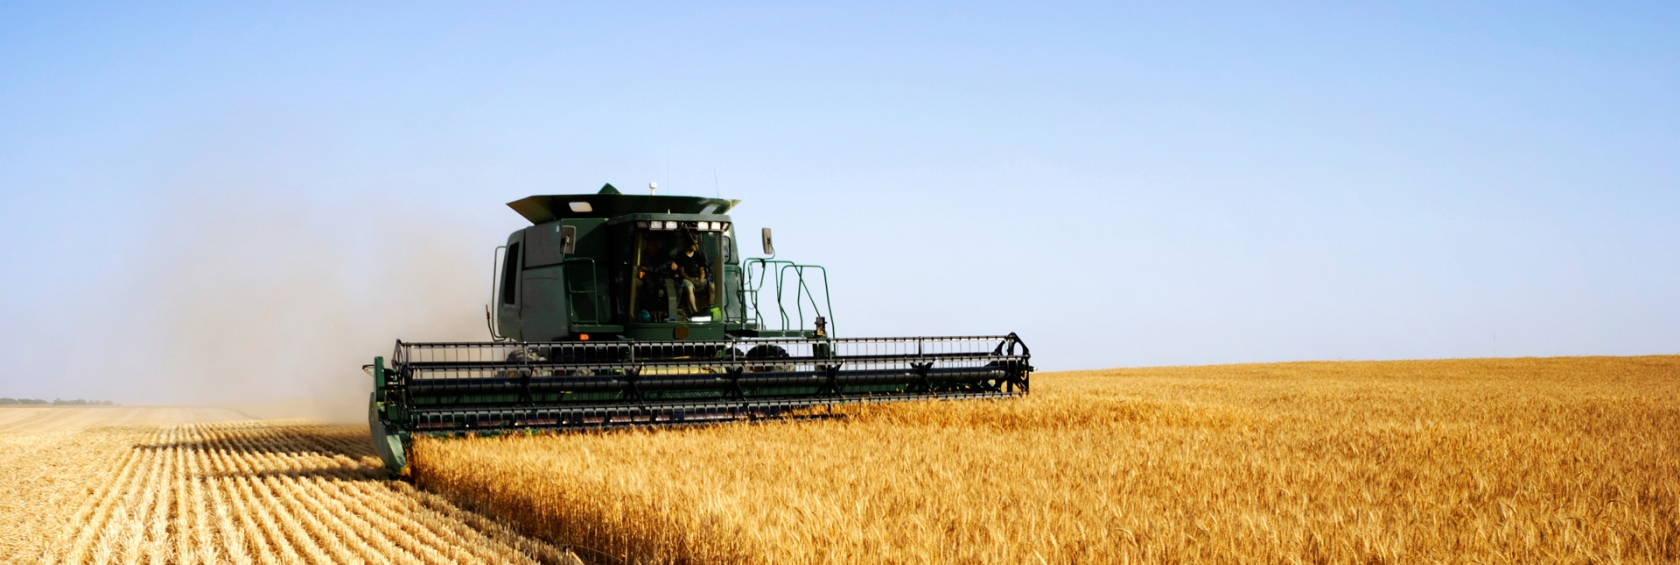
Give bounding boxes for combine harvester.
[367,184,1032,474]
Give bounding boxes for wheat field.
[0,412,578,565]
[415,355,1680,564]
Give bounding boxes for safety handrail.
[722,264,746,323]
[743,258,835,335]
[486,245,508,340]
[561,257,604,325]
[776,263,835,337]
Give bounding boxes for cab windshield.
[630,228,720,323]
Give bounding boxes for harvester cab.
[490,184,785,343]
[367,184,1032,475]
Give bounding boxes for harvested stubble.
[414,355,1680,564]
[0,417,577,565]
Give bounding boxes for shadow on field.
[135,424,386,481]
[206,466,389,481]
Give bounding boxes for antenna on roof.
[649,181,657,196]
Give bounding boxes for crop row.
[18,421,571,565]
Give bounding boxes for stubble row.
[20,421,572,565]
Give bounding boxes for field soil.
[0,408,579,565]
[415,355,1680,564]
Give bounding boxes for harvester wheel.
[745,344,793,373]
[551,350,599,377]
[506,347,546,363]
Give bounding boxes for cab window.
[500,243,520,305]
[632,229,717,321]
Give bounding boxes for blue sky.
[1,2,1676,405]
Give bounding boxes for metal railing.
[742,259,836,335]
[562,257,605,325]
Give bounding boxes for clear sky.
[2,2,1676,407]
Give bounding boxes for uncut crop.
[414,355,1680,564]
[0,419,575,565]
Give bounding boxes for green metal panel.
[369,391,407,475]
[521,266,567,341]
[560,218,609,255]
[523,223,564,268]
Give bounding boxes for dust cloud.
[102,190,494,422]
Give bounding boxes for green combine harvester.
[367,184,1032,474]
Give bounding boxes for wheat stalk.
[415,355,1680,565]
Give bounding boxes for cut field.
[0,405,247,433]
[415,355,1680,564]
[0,408,577,565]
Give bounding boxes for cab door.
[519,223,569,341]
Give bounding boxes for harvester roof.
[508,184,738,224]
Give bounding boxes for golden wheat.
[0,413,581,565]
[415,355,1680,564]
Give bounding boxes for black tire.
[745,344,792,373]
[548,345,599,377]
[506,347,545,363]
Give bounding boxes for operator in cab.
[667,234,711,319]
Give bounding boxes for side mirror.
[761,227,774,256]
[560,225,577,255]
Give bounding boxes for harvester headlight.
[637,221,648,229]
[568,201,593,213]
[666,221,679,230]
